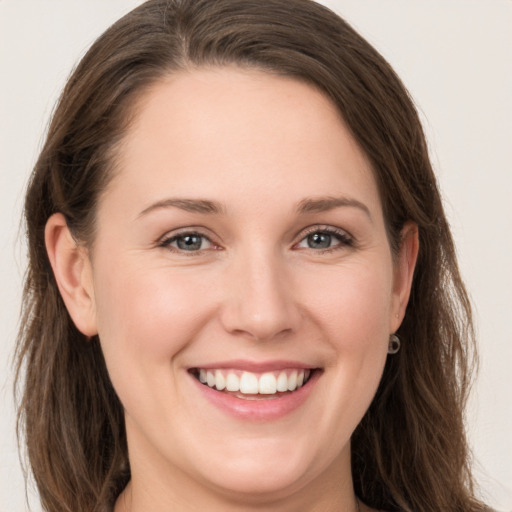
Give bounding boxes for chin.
[190,438,325,500]
[201,463,309,502]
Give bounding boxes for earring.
[388,334,401,354]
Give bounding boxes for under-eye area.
[189,368,320,398]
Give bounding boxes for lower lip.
[190,370,320,421]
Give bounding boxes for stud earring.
[388,334,401,354]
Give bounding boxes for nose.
[219,248,302,342]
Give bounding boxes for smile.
[189,362,321,420]
[192,368,312,397]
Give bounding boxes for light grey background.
[1,1,511,510]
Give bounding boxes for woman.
[15,0,490,511]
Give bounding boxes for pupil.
[177,235,202,250]
[308,233,331,249]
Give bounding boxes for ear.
[390,221,419,332]
[45,213,98,336]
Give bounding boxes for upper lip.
[188,360,318,372]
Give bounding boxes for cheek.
[92,260,215,371]
[302,260,392,420]
[91,259,222,434]
[301,260,393,351]
[314,266,392,400]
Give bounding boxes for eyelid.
[158,227,221,253]
[156,224,354,254]
[294,224,354,250]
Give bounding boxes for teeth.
[225,373,240,392]
[287,370,297,391]
[197,368,312,395]
[259,372,277,394]
[240,372,259,394]
[215,370,226,391]
[276,371,288,392]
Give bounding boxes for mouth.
[189,367,317,400]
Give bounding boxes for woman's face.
[78,69,414,504]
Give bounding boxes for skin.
[46,68,418,512]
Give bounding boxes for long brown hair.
[16,1,486,511]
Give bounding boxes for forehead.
[103,67,381,218]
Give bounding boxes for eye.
[160,232,214,252]
[296,227,353,251]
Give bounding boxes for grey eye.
[175,234,206,251]
[162,232,214,252]
[306,232,332,249]
[296,228,352,251]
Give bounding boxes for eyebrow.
[296,196,372,220]
[137,195,372,220]
[138,198,225,218]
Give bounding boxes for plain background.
[1,1,511,510]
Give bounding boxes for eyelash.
[159,226,354,255]
[295,225,354,253]
[159,230,217,254]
